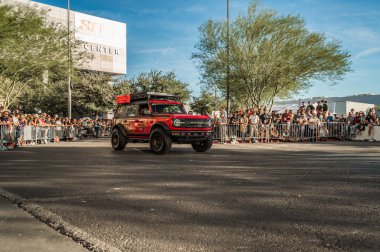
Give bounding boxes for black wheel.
[191,136,213,152]
[149,128,172,154]
[111,128,127,150]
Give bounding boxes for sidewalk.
[0,197,88,252]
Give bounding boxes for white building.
[274,94,379,114]
[1,0,127,75]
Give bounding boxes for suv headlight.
[173,119,185,127]
[206,119,212,127]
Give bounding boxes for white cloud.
[355,47,380,59]
[342,27,378,42]
[137,47,176,54]
[184,5,205,13]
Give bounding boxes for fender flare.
[150,123,170,135]
[112,124,127,137]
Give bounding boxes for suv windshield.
[151,104,186,114]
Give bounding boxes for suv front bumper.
[170,131,213,143]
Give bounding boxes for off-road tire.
[191,136,213,152]
[111,128,127,150]
[149,128,172,154]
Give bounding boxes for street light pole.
[226,0,230,115]
[67,0,72,119]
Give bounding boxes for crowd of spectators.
[0,108,112,148]
[213,99,379,142]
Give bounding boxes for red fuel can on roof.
[116,94,130,104]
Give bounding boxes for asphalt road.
[1,140,379,251]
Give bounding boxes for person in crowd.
[17,114,28,146]
[260,107,270,125]
[353,111,366,135]
[306,101,315,111]
[37,114,49,144]
[316,101,322,114]
[248,111,259,143]
[229,111,239,139]
[326,112,335,122]
[299,102,306,111]
[365,110,377,141]
[45,115,53,125]
[347,112,354,125]
[1,111,9,123]
[239,111,249,143]
[305,109,312,119]
[322,99,329,119]
[308,111,320,142]
[94,120,101,139]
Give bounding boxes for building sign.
[1,0,127,75]
[74,12,127,75]
[83,44,120,55]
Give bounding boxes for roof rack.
[131,92,179,101]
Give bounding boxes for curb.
[0,188,121,252]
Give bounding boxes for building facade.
[1,0,127,75]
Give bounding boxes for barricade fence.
[213,122,356,143]
[1,124,81,150]
[0,121,371,150]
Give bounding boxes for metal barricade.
[1,124,82,149]
[211,122,352,143]
[0,124,18,150]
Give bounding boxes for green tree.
[190,91,223,115]
[192,1,351,110]
[112,77,132,97]
[128,69,191,102]
[19,71,115,117]
[0,3,86,109]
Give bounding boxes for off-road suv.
[111,92,213,154]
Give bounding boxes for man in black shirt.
[306,101,315,111]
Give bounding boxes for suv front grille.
[181,119,210,128]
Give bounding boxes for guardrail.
[0,124,81,151]
[212,122,360,143]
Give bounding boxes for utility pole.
[67,0,72,119]
[226,0,230,115]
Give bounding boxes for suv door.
[124,104,139,135]
[136,103,152,135]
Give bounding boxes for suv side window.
[116,105,127,118]
[139,103,150,116]
[126,104,138,117]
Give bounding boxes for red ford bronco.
[111,92,213,154]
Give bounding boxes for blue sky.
[35,0,380,99]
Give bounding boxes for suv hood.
[171,114,210,120]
